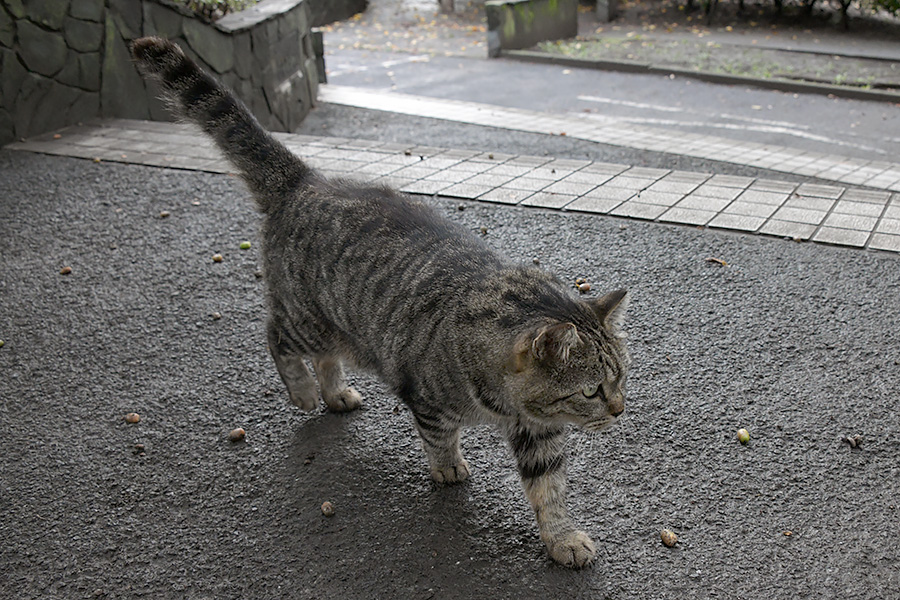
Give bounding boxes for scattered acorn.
[239,241,251,250]
[0,340,4,348]
[479,226,488,235]
[125,413,140,424]
[60,266,72,275]
[577,282,591,294]
[212,312,222,320]
[228,427,246,442]
[159,211,171,218]
[737,428,750,444]
[842,435,862,448]
[660,529,678,547]
[212,253,224,263]
[321,501,335,517]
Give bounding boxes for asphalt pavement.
[2,128,899,598]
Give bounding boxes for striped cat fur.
[131,37,631,568]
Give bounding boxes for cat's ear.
[592,289,629,332]
[531,322,581,363]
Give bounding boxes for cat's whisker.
[569,432,583,456]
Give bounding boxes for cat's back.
[266,174,504,283]
[261,174,517,373]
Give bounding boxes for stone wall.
[0,0,322,146]
[485,0,577,58]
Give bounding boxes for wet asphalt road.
[1,121,899,599]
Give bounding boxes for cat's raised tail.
[130,37,310,211]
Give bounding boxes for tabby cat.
[131,37,631,568]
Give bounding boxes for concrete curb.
[503,49,900,104]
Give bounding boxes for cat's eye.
[582,383,600,398]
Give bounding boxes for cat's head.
[506,289,631,432]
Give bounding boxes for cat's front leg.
[507,424,597,568]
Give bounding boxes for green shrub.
[870,0,900,14]
[184,0,257,20]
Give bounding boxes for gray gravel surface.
[1,148,899,599]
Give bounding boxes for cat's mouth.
[582,416,618,432]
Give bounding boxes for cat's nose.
[608,395,625,417]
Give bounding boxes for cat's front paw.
[323,387,363,413]
[430,460,471,484]
[546,530,597,569]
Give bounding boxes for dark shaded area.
[309,0,369,26]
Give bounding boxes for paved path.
[320,84,900,190]
[8,118,900,254]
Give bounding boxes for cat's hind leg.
[313,357,362,413]
[412,413,470,484]
[268,323,319,411]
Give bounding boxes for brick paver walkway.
[7,117,900,254]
